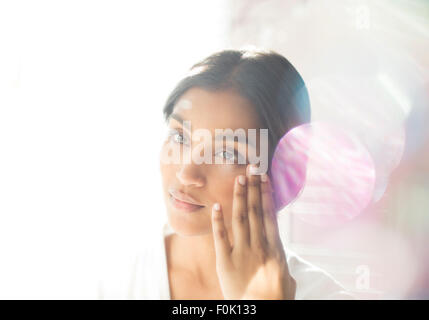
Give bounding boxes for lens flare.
[271,122,375,226]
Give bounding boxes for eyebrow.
[214,133,256,149]
[169,113,184,124]
[169,112,257,149]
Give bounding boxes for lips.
[168,188,205,212]
[168,188,205,206]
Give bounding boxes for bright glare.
[0,0,227,299]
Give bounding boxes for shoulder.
[285,249,355,300]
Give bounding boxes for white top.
[97,222,354,300]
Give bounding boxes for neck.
[165,226,234,288]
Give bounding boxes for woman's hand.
[211,164,296,300]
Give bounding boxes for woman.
[98,49,353,300]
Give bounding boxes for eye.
[215,150,243,164]
[167,129,189,145]
[218,150,235,160]
[172,132,184,144]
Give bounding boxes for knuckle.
[261,181,274,194]
[235,211,248,224]
[260,183,269,193]
[217,229,226,239]
[262,208,271,217]
[234,187,246,197]
[252,239,267,254]
[248,177,260,187]
[248,204,260,215]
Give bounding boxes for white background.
[0,0,227,298]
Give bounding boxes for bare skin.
[160,87,295,299]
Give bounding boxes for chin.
[167,211,212,237]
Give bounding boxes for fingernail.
[213,203,221,211]
[238,175,246,186]
[261,173,268,183]
[249,165,259,175]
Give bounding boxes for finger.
[246,164,266,250]
[260,173,282,247]
[232,175,250,249]
[211,203,232,263]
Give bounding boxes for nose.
[175,163,205,188]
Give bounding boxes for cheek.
[159,142,179,178]
[210,166,246,227]
[159,161,176,191]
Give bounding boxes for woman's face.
[159,87,263,236]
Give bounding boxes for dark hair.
[162,48,311,172]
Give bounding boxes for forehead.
[171,87,262,131]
